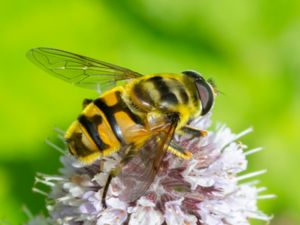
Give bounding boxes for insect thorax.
[128,74,200,118]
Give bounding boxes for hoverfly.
[27,48,216,208]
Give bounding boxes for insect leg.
[101,145,137,208]
[181,125,208,139]
[167,141,192,160]
[102,168,119,208]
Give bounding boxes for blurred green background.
[0,0,299,224]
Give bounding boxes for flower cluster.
[26,114,273,225]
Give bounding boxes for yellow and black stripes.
[68,89,145,162]
[65,72,213,164]
[77,115,109,150]
[93,98,125,144]
[149,76,179,105]
[94,92,144,144]
[131,75,192,112]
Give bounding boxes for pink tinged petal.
[82,190,97,200]
[106,197,128,209]
[231,185,271,221]
[97,198,128,225]
[80,191,102,214]
[197,200,233,225]
[214,143,247,174]
[97,209,128,225]
[182,143,248,195]
[188,113,212,130]
[80,202,97,214]
[143,191,158,203]
[182,160,217,190]
[182,196,203,215]
[129,208,164,225]
[164,198,197,225]
[128,197,164,225]
[197,184,270,225]
[181,160,215,190]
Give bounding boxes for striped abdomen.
[65,87,144,164]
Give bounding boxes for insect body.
[27,48,216,207]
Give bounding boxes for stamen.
[244,147,263,156]
[237,170,267,181]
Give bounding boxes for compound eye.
[182,70,204,80]
[195,80,214,115]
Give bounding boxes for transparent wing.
[117,117,179,202]
[27,47,143,92]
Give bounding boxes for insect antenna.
[207,78,224,96]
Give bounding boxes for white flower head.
[27,113,273,225]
